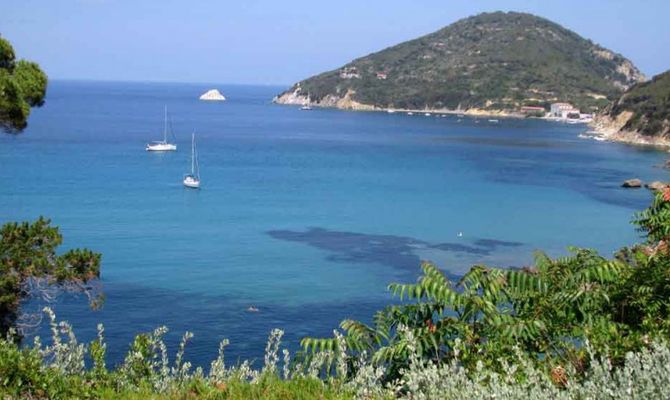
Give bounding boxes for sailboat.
[300,92,312,110]
[183,133,200,189]
[146,106,177,151]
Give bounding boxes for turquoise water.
[1,80,668,366]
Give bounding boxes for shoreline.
[273,95,602,126]
[273,89,527,119]
[380,106,524,119]
[273,95,526,119]
[275,92,670,151]
[588,114,670,149]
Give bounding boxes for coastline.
[273,90,525,119]
[588,113,670,149]
[275,89,670,150]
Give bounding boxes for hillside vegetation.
[605,69,670,137]
[275,12,644,113]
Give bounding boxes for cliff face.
[591,70,670,146]
[275,11,645,113]
[276,88,376,111]
[608,70,670,136]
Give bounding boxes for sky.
[2,0,669,85]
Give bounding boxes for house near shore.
[550,102,580,119]
[520,106,546,116]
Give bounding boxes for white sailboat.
[300,93,312,110]
[146,106,177,151]
[183,133,200,189]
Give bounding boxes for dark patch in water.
[428,242,490,255]
[267,228,424,271]
[268,228,524,274]
[473,238,524,248]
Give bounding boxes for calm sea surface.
[1,81,667,367]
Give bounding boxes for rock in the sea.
[645,181,670,191]
[199,89,226,101]
[622,179,642,188]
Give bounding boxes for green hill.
[604,69,670,137]
[274,12,644,113]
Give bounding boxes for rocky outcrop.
[622,179,642,188]
[620,179,670,191]
[273,87,309,105]
[590,111,670,147]
[615,59,646,89]
[274,87,378,111]
[591,111,634,134]
[593,49,646,90]
[590,70,670,146]
[318,89,378,111]
[199,89,226,101]
[646,181,670,191]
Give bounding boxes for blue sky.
[2,0,669,85]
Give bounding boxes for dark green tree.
[0,217,102,336]
[606,189,670,339]
[0,36,48,132]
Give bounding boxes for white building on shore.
[550,102,580,119]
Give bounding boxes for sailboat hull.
[183,175,200,189]
[146,142,177,151]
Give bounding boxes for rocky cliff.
[591,70,670,146]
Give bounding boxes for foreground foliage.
[0,217,101,336]
[2,311,670,399]
[3,192,670,398]
[0,35,48,132]
[303,191,670,382]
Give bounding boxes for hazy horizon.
[3,0,669,85]
[45,77,288,86]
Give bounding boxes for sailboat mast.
[163,106,168,142]
[195,136,199,179]
[191,133,195,175]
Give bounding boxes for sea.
[1,80,667,368]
